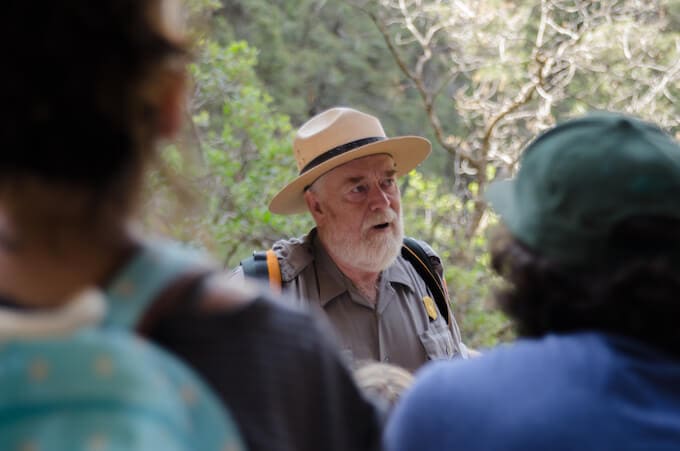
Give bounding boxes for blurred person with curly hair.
[385,112,680,451]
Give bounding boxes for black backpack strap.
[401,237,450,325]
[241,251,269,279]
[136,268,213,335]
[240,250,282,293]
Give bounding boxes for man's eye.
[382,178,395,188]
[351,185,367,193]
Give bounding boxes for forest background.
[147,0,680,349]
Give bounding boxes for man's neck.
[322,243,381,303]
[333,257,381,287]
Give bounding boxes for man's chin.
[360,234,402,271]
[321,225,403,273]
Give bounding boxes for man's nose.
[368,185,390,210]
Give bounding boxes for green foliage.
[148,0,680,349]
[401,171,513,347]
[191,39,315,265]
[145,37,313,265]
[210,0,441,162]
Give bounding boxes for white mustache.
[363,209,399,232]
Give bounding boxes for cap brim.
[484,179,517,223]
[269,136,431,215]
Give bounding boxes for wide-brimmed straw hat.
[269,107,431,214]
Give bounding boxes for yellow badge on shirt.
[422,296,438,320]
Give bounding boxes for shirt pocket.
[418,321,456,360]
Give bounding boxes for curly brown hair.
[491,216,680,356]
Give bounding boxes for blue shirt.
[385,332,680,451]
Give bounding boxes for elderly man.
[386,112,680,450]
[238,107,468,371]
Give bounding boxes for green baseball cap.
[485,112,680,267]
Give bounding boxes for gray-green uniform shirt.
[268,230,467,371]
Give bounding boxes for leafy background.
[145,0,680,349]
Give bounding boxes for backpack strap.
[401,237,451,325]
[240,249,282,293]
[135,268,212,335]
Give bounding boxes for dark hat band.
[299,137,385,175]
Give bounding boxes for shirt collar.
[312,233,350,307]
[0,289,106,341]
[383,253,415,289]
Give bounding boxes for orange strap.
[265,249,282,294]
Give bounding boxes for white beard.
[321,210,404,273]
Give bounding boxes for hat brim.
[484,179,517,225]
[269,136,431,214]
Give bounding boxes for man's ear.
[156,70,186,138]
[304,190,325,224]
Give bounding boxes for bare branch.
[365,8,482,168]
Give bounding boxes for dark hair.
[2,1,186,189]
[0,1,188,244]
[491,216,680,356]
